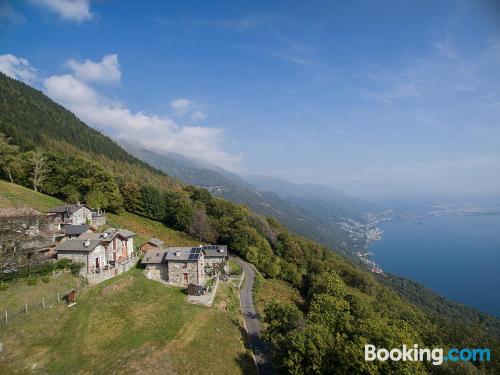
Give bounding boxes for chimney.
[175,251,181,257]
[84,239,90,247]
[102,232,108,239]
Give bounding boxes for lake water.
[370,215,500,316]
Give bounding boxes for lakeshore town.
[0,203,230,299]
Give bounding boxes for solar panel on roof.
[188,253,200,260]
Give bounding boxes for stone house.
[201,245,228,267]
[55,228,137,284]
[78,228,136,263]
[55,239,107,275]
[166,247,205,286]
[139,238,164,254]
[142,246,206,286]
[48,204,92,226]
[48,203,107,227]
[142,249,168,280]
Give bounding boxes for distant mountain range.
[124,142,378,255]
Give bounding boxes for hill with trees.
[1,72,499,374]
[124,142,373,255]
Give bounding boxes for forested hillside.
[1,73,499,374]
[0,73,179,192]
[125,143,372,254]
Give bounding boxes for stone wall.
[71,207,92,225]
[86,257,136,285]
[167,259,205,286]
[57,251,88,275]
[92,215,106,227]
[145,263,168,281]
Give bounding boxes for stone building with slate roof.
[55,239,107,275]
[142,244,228,286]
[78,228,135,264]
[48,204,92,226]
[201,245,228,267]
[165,247,205,286]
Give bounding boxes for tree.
[164,191,194,231]
[140,185,165,221]
[85,189,109,210]
[188,207,214,242]
[0,133,20,183]
[28,151,48,192]
[263,301,301,340]
[121,180,141,213]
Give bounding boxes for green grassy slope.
[0,179,62,212]
[0,269,254,375]
[0,183,255,375]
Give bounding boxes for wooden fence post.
[4,310,7,324]
[25,302,28,316]
[57,292,60,303]
[42,297,45,309]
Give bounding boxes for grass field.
[0,268,255,374]
[0,180,62,212]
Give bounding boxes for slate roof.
[148,238,164,247]
[55,239,101,252]
[117,229,135,238]
[62,225,90,236]
[78,230,116,242]
[141,249,167,264]
[48,204,87,215]
[164,247,203,261]
[202,245,228,258]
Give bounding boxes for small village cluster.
[1,203,229,288]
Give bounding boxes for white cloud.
[0,54,38,82]
[191,110,207,121]
[32,0,93,22]
[170,98,208,122]
[170,98,192,116]
[43,72,239,169]
[67,54,121,84]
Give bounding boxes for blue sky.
[1,0,500,199]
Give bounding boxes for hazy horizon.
[1,0,500,199]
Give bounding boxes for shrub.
[0,282,9,291]
[26,277,37,286]
[69,262,83,275]
[56,258,72,270]
[41,276,50,283]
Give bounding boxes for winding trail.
[234,257,274,375]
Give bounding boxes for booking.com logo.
[365,344,491,366]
